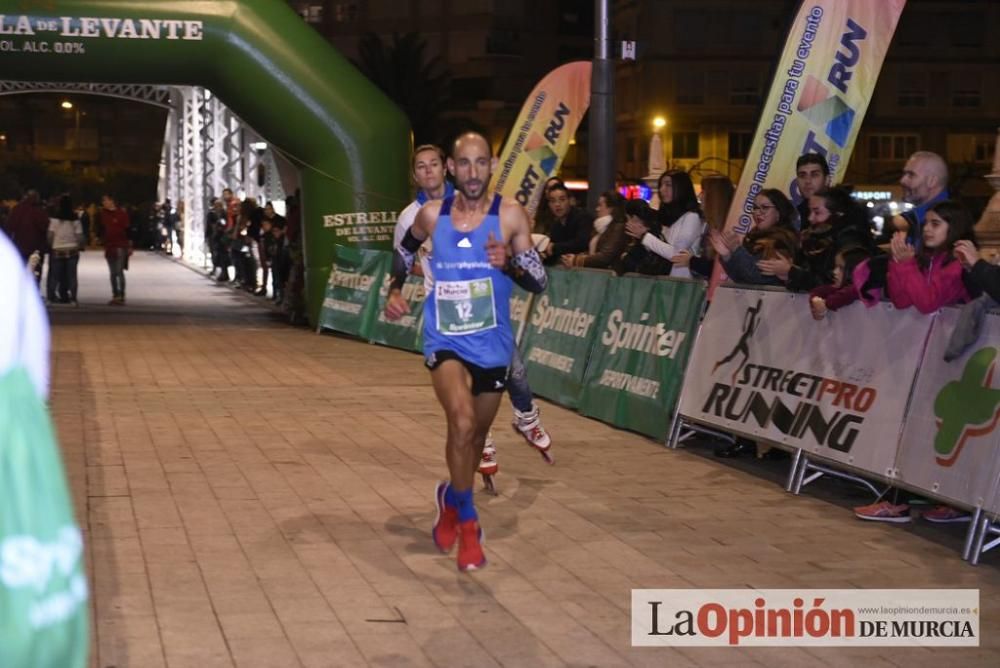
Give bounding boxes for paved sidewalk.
[47,251,1000,667]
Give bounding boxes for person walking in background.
[1,189,50,286]
[161,199,178,255]
[100,194,131,306]
[46,195,84,306]
[259,201,285,297]
[76,203,91,249]
[206,198,225,278]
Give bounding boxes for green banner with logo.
[318,245,391,339]
[510,285,535,345]
[579,276,705,439]
[369,273,427,352]
[520,268,610,409]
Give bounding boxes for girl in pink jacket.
[886,201,975,314]
[855,200,977,524]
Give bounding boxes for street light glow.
[61,100,73,109]
[652,116,667,130]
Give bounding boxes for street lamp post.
[588,0,614,210]
[645,116,667,192]
[61,99,80,152]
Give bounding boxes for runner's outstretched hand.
[485,231,509,270]
[384,290,410,321]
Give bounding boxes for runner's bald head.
[448,132,495,201]
[452,132,492,158]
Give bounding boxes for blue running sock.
[444,482,458,508]
[452,487,477,523]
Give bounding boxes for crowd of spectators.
[0,186,303,315]
[204,189,299,310]
[532,149,988,525]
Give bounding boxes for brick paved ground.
[47,252,1000,667]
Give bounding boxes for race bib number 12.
[435,278,497,335]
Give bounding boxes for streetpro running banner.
[490,61,592,217]
[578,276,705,440]
[317,245,391,339]
[895,308,1000,512]
[521,268,611,409]
[677,286,930,477]
[725,0,906,235]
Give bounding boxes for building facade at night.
[286,0,592,170]
[614,0,1000,204]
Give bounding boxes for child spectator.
[884,200,974,314]
[855,200,976,524]
[763,186,873,291]
[808,245,871,320]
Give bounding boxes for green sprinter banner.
[318,245,391,339]
[520,268,610,408]
[369,273,427,352]
[579,276,705,439]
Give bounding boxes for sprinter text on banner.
[318,245,391,338]
[579,276,704,440]
[520,268,610,409]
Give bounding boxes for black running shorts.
[425,350,508,395]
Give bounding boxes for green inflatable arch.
[0,0,410,323]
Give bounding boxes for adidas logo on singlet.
[457,237,472,248]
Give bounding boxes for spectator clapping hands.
[757,254,793,282]
[890,231,916,263]
[708,228,740,261]
[624,217,648,240]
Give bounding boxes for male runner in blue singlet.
[393,144,552,493]
[385,132,547,571]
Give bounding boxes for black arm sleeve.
[389,228,423,291]
[507,248,548,293]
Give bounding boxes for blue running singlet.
[423,194,514,370]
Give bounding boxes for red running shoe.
[457,519,486,572]
[432,482,459,553]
